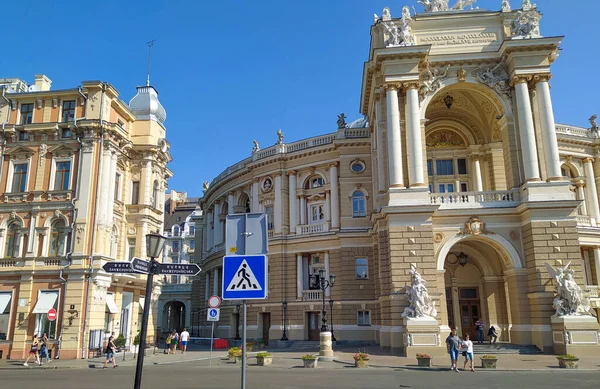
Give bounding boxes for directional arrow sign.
[131,257,152,274]
[103,262,133,273]
[157,263,201,276]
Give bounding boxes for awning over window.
[32,292,58,314]
[106,294,119,314]
[139,297,145,311]
[0,293,12,314]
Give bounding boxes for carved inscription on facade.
[419,32,497,46]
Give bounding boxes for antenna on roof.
[147,40,156,86]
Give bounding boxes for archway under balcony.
[161,300,187,333]
[423,80,520,198]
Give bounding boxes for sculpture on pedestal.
[589,115,599,138]
[418,0,477,12]
[337,113,347,129]
[382,7,415,47]
[276,129,284,144]
[203,181,210,192]
[402,264,438,319]
[502,0,511,12]
[252,140,260,153]
[545,262,594,317]
[511,8,541,39]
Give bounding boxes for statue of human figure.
[276,129,284,144]
[337,113,347,129]
[203,181,209,192]
[252,140,260,153]
[402,265,437,318]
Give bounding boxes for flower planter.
[303,359,318,368]
[417,357,432,367]
[228,355,237,362]
[481,358,498,369]
[235,356,243,364]
[257,356,272,366]
[355,359,369,368]
[557,357,579,369]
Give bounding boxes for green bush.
[256,352,271,358]
[301,354,317,361]
[133,332,141,346]
[558,354,578,360]
[228,347,242,357]
[114,334,126,349]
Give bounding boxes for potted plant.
[244,342,254,353]
[228,346,242,363]
[256,352,272,366]
[480,354,498,369]
[114,334,126,352]
[302,354,318,368]
[557,354,579,369]
[416,353,432,367]
[353,352,370,368]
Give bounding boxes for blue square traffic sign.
[222,255,268,300]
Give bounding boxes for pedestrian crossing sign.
[222,255,268,300]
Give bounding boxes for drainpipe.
[0,86,10,184]
[81,83,106,358]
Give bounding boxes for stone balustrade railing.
[555,124,592,138]
[302,290,322,301]
[576,215,596,227]
[430,189,521,209]
[296,222,330,235]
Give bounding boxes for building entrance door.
[261,313,270,344]
[307,312,320,341]
[458,287,481,338]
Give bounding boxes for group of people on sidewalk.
[23,333,51,366]
[446,321,499,372]
[165,328,190,354]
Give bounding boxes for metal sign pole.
[209,322,214,367]
[241,300,247,389]
[133,259,156,389]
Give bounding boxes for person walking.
[170,330,179,354]
[103,335,118,369]
[165,332,173,354]
[180,327,190,354]
[39,333,50,365]
[488,325,498,344]
[24,334,41,366]
[475,319,485,344]
[462,334,475,372]
[445,328,461,372]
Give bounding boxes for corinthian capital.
[532,74,553,85]
[510,75,533,87]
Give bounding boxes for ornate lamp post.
[281,301,288,341]
[235,304,241,340]
[329,299,336,342]
[318,268,336,332]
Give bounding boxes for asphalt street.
[2,364,598,389]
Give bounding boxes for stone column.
[472,156,484,192]
[575,182,588,216]
[26,213,36,255]
[206,209,213,250]
[375,95,386,193]
[213,267,219,296]
[251,179,260,212]
[385,83,404,188]
[204,272,210,301]
[107,151,118,222]
[324,252,331,297]
[97,147,112,225]
[299,197,306,225]
[288,171,298,234]
[534,75,562,180]
[227,192,234,213]
[405,82,425,187]
[324,192,330,224]
[584,158,600,224]
[329,163,339,229]
[213,202,221,246]
[274,174,283,234]
[513,76,541,181]
[453,157,460,192]
[297,254,303,299]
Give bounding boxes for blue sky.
[1,1,598,196]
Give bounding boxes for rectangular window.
[447,183,454,193]
[266,206,274,230]
[33,291,59,340]
[62,100,76,122]
[131,181,140,204]
[18,131,29,141]
[457,159,467,174]
[189,240,195,250]
[189,226,195,236]
[427,160,433,176]
[460,183,468,192]
[172,241,180,253]
[357,310,371,326]
[54,161,71,190]
[61,128,72,139]
[114,173,121,200]
[0,292,12,340]
[428,184,433,193]
[20,103,33,124]
[435,159,454,176]
[356,258,368,279]
[309,204,325,224]
[128,238,136,261]
[12,163,28,192]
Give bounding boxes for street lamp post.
[329,299,336,342]
[134,233,166,389]
[281,301,288,341]
[318,268,336,332]
[235,304,241,340]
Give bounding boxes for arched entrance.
[162,301,186,332]
[438,234,526,344]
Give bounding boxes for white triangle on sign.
[226,259,262,292]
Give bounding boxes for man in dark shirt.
[445,328,461,372]
[475,319,485,344]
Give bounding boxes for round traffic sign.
[47,308,57,322]
[208,295,221,308]
[209,309,218,318]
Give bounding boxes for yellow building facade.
[193,2,600,357]
[0,75,171,359]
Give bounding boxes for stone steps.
[472,343,543,355]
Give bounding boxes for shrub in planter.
[244,342,254,353]
[557,354,579,369]
[114,334,126,351]
[480,355,498,369]
[302,354,318,368]
[228,347,242,362]
[256,352,272,366]
[416,353,432,367]
[353,352,370,368]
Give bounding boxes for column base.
[402,317,446,358]
[520,180,573,202]
[388,187,430,207]
[551,315,600,357]
[319,332,335,361]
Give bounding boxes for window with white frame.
[5,221,21,258]
[114,173,122,201]
[152,180,159,208]
[20,103,34,124]
[33,290,59,339]
[0,292,12,340]
[352,191,366,217]
[131,181,140,204]
[12,163,28,192]
[309,204,325,224]
[49,219,67,256]
[127,238,136,261]
[355,258,368,279]
[307,176,324,189]
[53,161,71,191]
[172,241,180,253]
[266,206,274,230]
[357,310,371,326]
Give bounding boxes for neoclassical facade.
[0,75,171,359]
[194,1,600,355]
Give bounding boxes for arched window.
[5,222,21,258]
[173,225,180,237]
[49,219,66,256]
[305,176,324,189]
[561,165,575,178]
[238,193,251,213]
[152,181,159,208]
[352,191,366,218]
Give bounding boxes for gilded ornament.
[457,66,467,82]
[460,217,493,236]
[434,232,444,243]
[426,130,466,148]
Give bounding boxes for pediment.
[5,146,34,159]
[49,144,78,157]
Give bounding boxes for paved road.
[3,364,599,389]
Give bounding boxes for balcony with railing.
[302,290,322,301]
[430,189,521,210]
[296,222,330,235]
